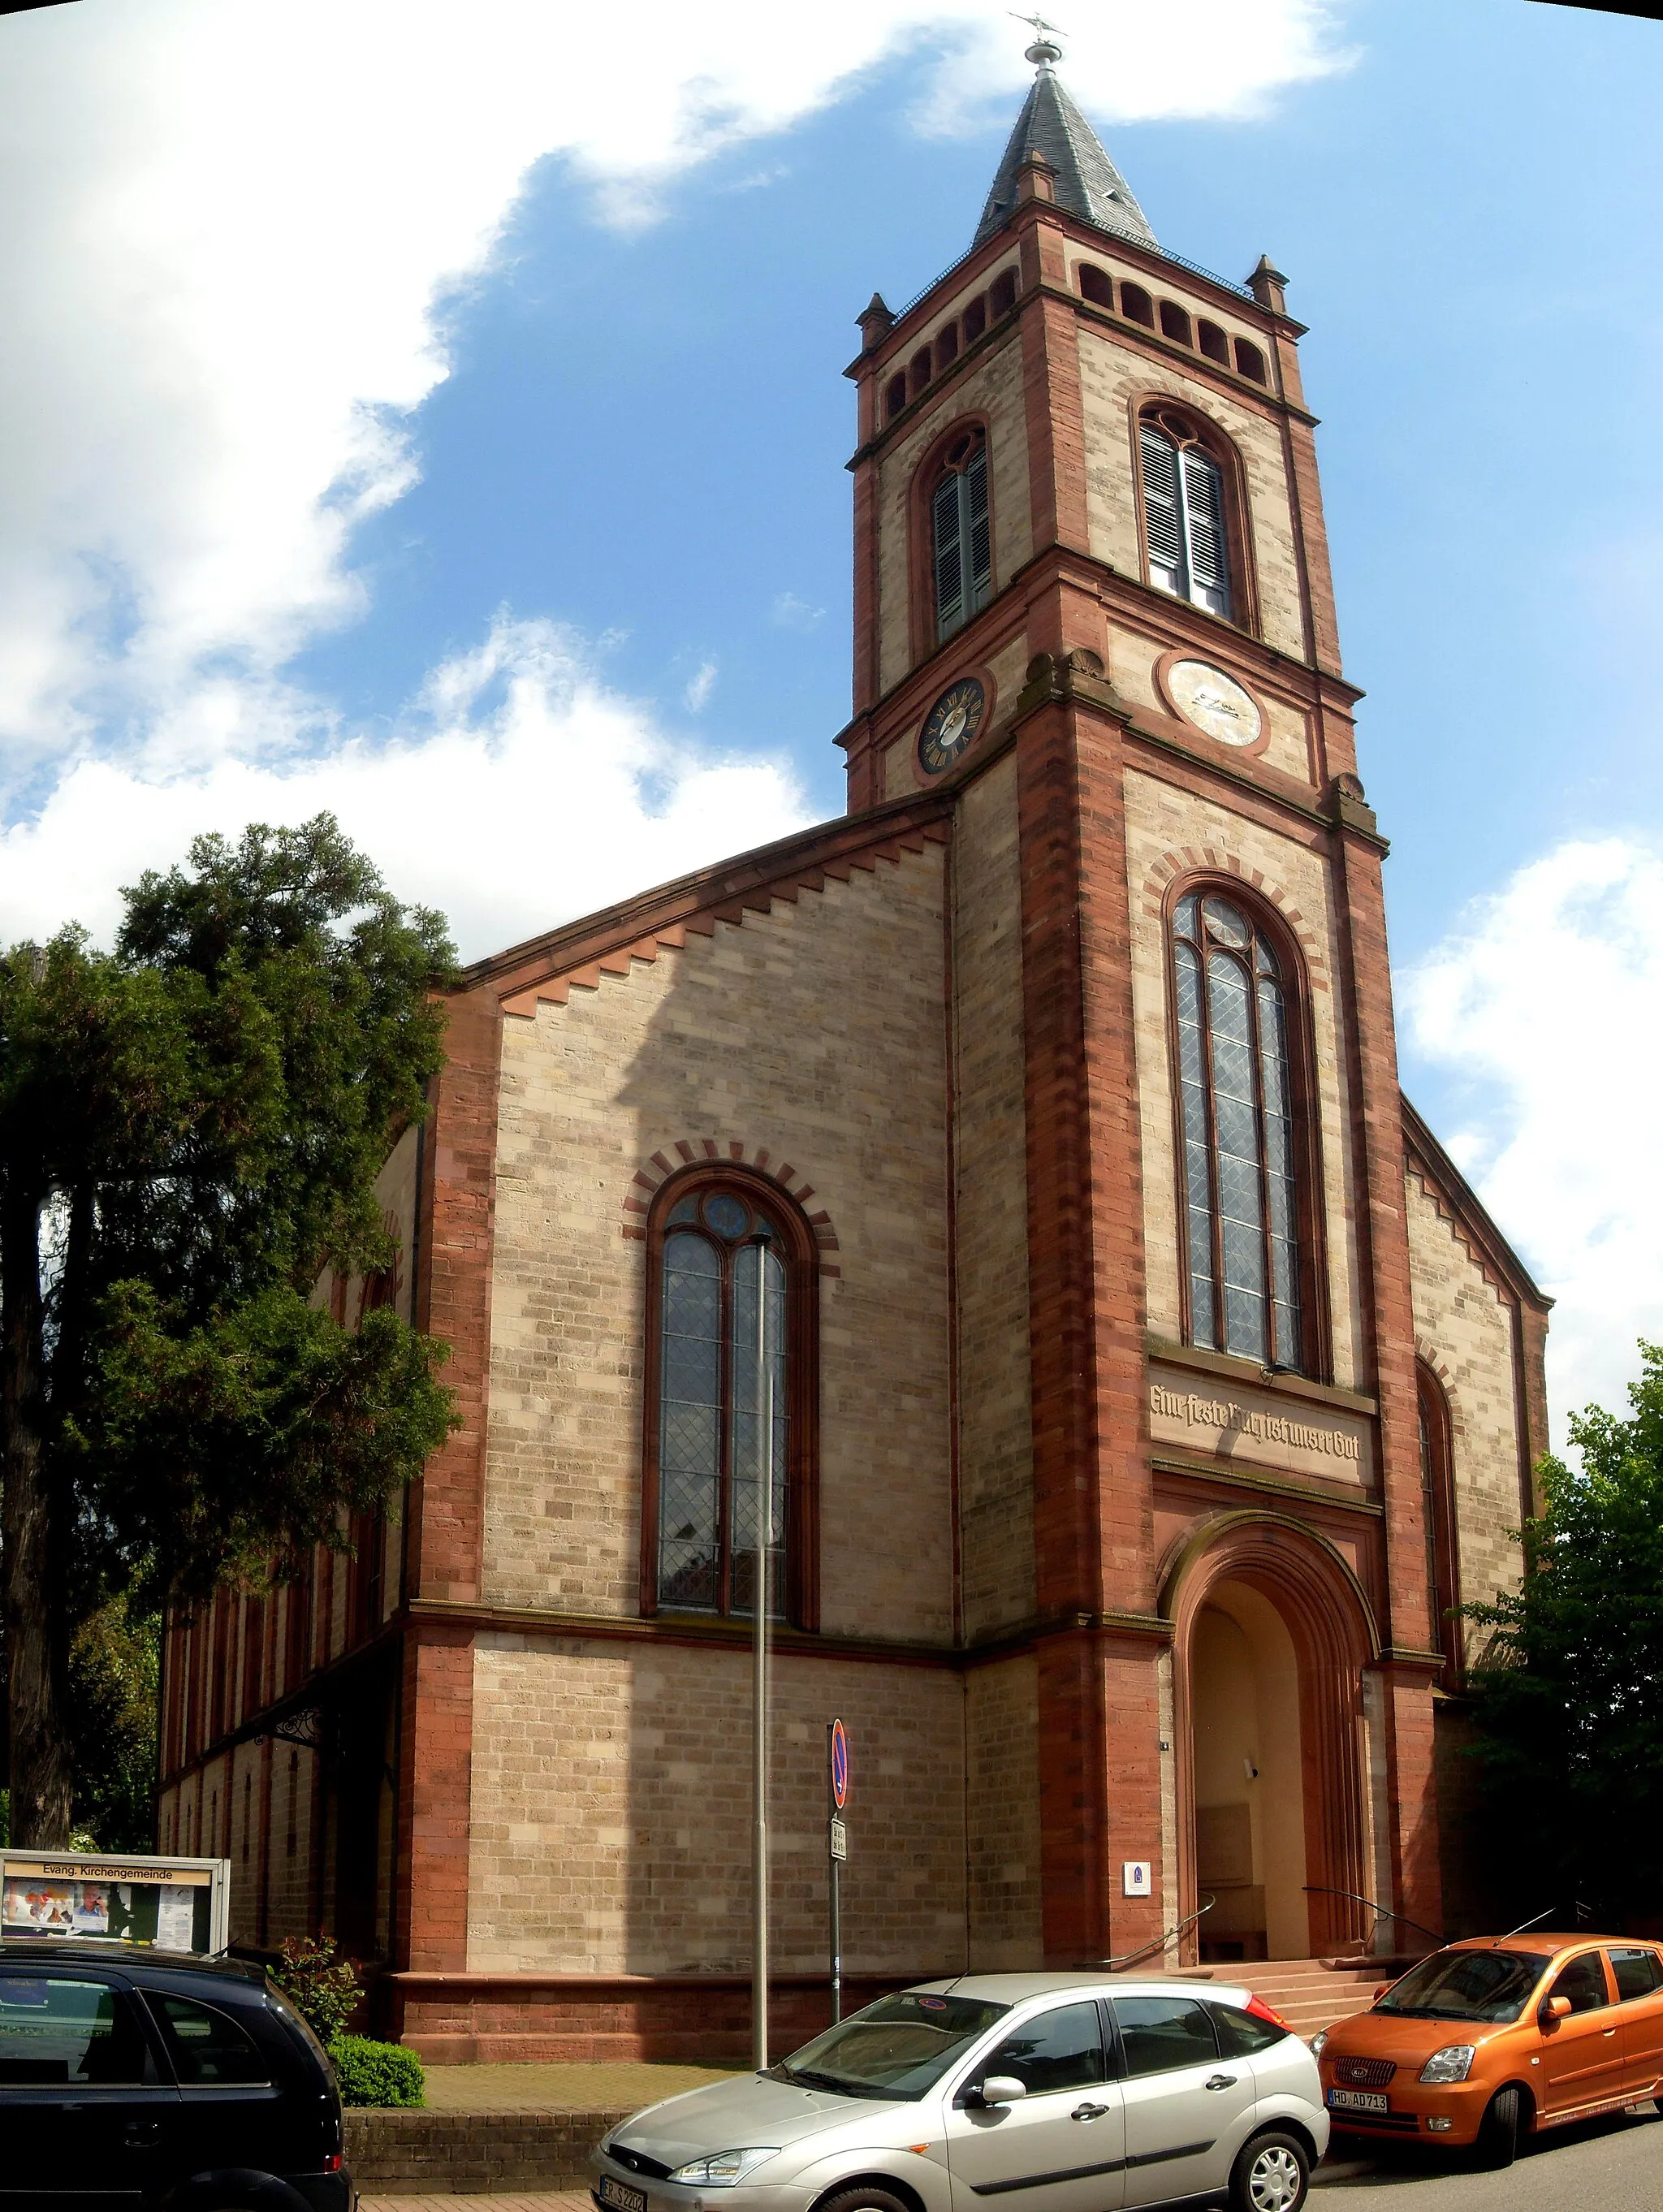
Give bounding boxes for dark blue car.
[0,1940,351,2212]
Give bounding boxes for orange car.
[1312,1932,1663,2166]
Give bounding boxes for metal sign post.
[752,1258,775,2074]
[827,1717,849,2023]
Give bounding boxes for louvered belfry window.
[1139,412,1231,619]
[932,429,992,642]
[654,1186,788,1617]
[1172,892,1302,1368]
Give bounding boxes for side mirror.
[978,2076,1029,2107]
[1540,1995,1572,2024]
[1373,1985,1389,2002]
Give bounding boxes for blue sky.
[1,0,1660,1428]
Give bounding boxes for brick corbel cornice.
[461,795,952,1021]
[1401,1095,1551,1316]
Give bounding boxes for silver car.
[590,1972,1328,2212]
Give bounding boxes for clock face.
[1165,659,1263,749]
[918,676,987,775]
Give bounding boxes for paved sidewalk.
[361,2197,590,2212]
[421,2063,743,2114]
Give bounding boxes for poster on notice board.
[0,1854,228,1955]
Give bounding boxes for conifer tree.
[0,816,457,1844]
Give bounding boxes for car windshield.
[1375,1949,1544,2024]
[769,1992,1009,2102]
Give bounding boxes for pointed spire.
[974,38,1156,253]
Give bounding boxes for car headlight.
[1309,2030,1328,2059]
[1419,2046,1476,2084]
[667,2149,780,2186]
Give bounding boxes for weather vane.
[1010,11,1065,67]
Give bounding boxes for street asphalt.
[1311,2101,1662,2206]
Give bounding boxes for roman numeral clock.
[917,676,987,776]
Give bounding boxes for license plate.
[1328,2089,1389,2115]
[600,2179,647,2212]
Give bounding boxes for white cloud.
[771,591,827,631]
[0,617,803,961]
[683,659,719,714]
[1405,838,1663,1443]
[0,0,1345,944]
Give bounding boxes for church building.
[157,44,1551,2060]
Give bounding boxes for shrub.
[329,2035,425,2107]
[270,1933,362,2044]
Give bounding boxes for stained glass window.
[654,1186,788,1617]
[1171,892,1303,1369]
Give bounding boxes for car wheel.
[816,2188,915,2212]
[1228,2129,1310,2212]
[1475,2085,1522,2169]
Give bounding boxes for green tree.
[66,1595,162,1851]
[0,816,458,1845]
[1464,1341,1663,1920]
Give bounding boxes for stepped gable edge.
[462,789,954,1019]
[1400,1095,1551,1316]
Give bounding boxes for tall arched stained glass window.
[654,1186,788,1617]
[1172,892,1303,1369]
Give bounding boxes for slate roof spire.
[974,28,1157,252]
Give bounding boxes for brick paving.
[361,2196,592,2212]
[418,2063,742,2114]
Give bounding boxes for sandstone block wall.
[965,1655,1043,1965]
[487,849,954,1642]
[952,754,1036,1639]
[466,1638,970,1977]
[1078,329,1307,663]
[875,339,1032,698]
[1405,1171,1525,1612]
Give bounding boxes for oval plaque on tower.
[1164,658,1263,749]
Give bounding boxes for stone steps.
[1204,1956,1397,2038]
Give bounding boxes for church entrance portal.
[1172,1516,1377,1964]
[1190,1587,1308,1961]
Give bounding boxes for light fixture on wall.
[1243,1756,1259,1782]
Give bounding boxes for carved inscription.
[1148,1363,1373,1486]
[1151,1383,1360,1462]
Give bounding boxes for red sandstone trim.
[393,986,503,1975]
[470,801,952,1019]
[622,1141,840,1277]
[1400,1097,1550,1315]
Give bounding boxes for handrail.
[1303,1885,1444,1953]
[1086,1893,1216,1974]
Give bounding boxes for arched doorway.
[1166,1514,1380,1964]
[1190,1586,1307,1960]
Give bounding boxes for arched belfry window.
[931,427,991,642]
[646,1177,818,1622]
[1171,891,1304,1369]
[1139,408,1231,620]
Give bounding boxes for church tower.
[841,34,1485,1968]
[158,35,1550,2046]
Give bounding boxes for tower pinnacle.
[974,35,1157,253]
